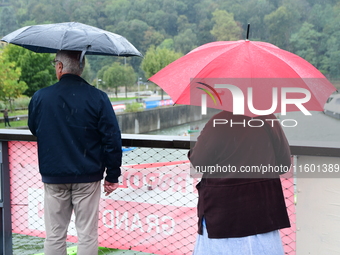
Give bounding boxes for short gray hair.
[56,50,85,75]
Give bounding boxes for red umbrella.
[149,40,336,117]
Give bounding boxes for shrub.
[124,102,144,113]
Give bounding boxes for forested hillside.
[1,0,340,80]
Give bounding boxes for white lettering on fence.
[102,210,175,235]
[28,188,177,236]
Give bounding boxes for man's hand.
[103,180,119,196]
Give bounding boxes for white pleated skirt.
[193,220,285,255]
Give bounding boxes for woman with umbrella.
[148,38,336,254]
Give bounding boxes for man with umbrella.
[2,21,142,255]
[28,50,122,255]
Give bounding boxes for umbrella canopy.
[1,22,142,57]
[149,40,336,117]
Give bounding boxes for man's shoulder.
[85,84,109,98]
[32,83,53,95]
[33,77,108,100]
[34,82,58,96]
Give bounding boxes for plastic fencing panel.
[281,177,296,255]
[8,141,296,255]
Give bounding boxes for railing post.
[0,142,12,255]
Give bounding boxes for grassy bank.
[12,233,155,255]
[1,96,137,129]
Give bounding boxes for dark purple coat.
[189,111,291,238]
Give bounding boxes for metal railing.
[0,129,339,254]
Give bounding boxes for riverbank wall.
[1,105,220,133]
[117,105,219,134]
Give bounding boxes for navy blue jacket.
[28,74,122,184]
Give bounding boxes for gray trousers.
[43,181,101,255]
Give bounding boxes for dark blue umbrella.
[1,22,143,58]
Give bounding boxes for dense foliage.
[2,45,56,97]
[1,0,340,87]
[100,62,136,96]
[141,46,183,78]
[0,53,27,110]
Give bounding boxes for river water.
[147,111,340,146]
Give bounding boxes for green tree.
[0,54,27,111]
[97,65,110,82]
[2,45,56,97]
[102,62,136,97]
[264,5,295,50]
[87,55,116,80]
[113,19,149,55]
[323,35,340,78]
[28,3,54,24]
[177,15,191,33]
[109,19,148,72]
[290,22,322,68]
[196,18,215,46]
[158,38,175,50]
[142,28,165,53]
[104,0,131,25]
[81,58,94,83]
[174,28,198,54]
[141,45,182,99]
[141,45,183,79]
[71,4,98,27]
[145,10,168,33]
[0,7,18,36]
[210,9,242,41]
[239,0,275,40]
[307,4,334,33]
